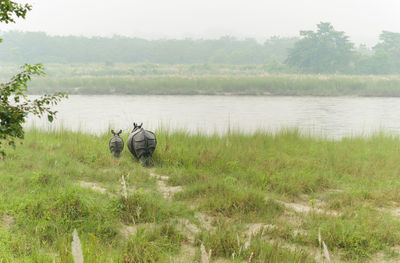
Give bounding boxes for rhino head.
[111,129,122,136]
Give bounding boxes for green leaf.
[47,115,54,122]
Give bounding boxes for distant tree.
[356,44,373,56]
[263,36,298,63]
[285,22,355,73]
[371,31,400,74]
[0,1,66,156]
[0,32,297,65]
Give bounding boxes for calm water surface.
[26,95,400,138]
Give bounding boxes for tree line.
[0,31,296,65]
[1,22,400,74]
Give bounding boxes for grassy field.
[1,128,400,262]
[2,63,400,96]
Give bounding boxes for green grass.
[1,128,400,261]
[122,223,185,262]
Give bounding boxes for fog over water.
[26,95,400,139]
[4,0,400,45]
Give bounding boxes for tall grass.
[1,128,400,261]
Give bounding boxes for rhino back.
[127,129,157,159]
[109,136,124,152]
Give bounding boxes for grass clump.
[123,223,185,263]
[110,190,188,224]
[247,239,315,263]
[197,220,245,258]
[178,179,283,218]
[300,209,400,260]
[197,220,314,262]
[17,187,117,243]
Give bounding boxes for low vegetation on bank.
[28,74,400,97]
[3,63,400,97]
[1,128,400,262]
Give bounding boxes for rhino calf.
[109,130,124,158]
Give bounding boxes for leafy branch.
[0,0,31,24]
[0,64,67,156]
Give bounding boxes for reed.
[322,241,331,263]
[71,229,84,263]
[200,242,210,263]
[121,174,128,199]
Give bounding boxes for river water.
[25,95,400,138]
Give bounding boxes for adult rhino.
[109,129,124,158]
[127,123,157,166]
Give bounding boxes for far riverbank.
[28,74,400,97]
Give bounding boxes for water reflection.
[26,95,400,138]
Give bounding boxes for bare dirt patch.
[171,244,197,263]
[276,200,341,216]
[244,223,309,252]
[212,259,231,263]
[171,219,200,262]
[119,223,155,239]
[177,218,200,243]
[195,212,215,231]
[388,207,400,217]
[149,169,183,199]
[369,252,400,263]
[244,223,277,248]
[147,169,221,261]
[157,180,183,199]
[149,169,168,180]
[0,215,15,230]
[79,181,107,194]
[245,223,276,237]
[262,235,337,263]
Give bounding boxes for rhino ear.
[111,129,115,135]
[133,122,137,128]
[118,130,122,135]
[139,123,143,128]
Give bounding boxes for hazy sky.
[3,0,400,46]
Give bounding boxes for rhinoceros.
[109,129,124,158]
[127,123,157,166]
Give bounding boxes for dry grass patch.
[276,200,341,216]
[0,215,15,230]
[79,181,107,194]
